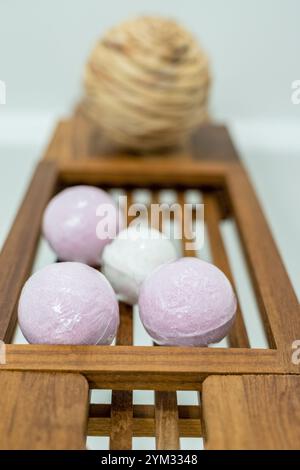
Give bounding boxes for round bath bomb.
[102,226,177,305]
[138,257,237,346]
[18,262,119,345]
[43,185,123,265]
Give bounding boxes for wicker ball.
[83,16,211,151]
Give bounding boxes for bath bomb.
[102,226,178,305]
[138,257,237,346]
[18,262,119,345]
[43,185,123,265]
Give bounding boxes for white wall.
[1,0,300,119]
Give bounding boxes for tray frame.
[0,156,299,384]
[0,116,299,449]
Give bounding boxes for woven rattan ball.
[83,16,211,151]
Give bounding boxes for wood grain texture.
[203,375,300,449]
[226,166,300,367]
[203,192,250,348]
[58,159,227,188]
[110,303,133,450]
[115,302,133,346]
[0,161,58,343]
[110,389,133,449]
[1,344,281,390]
[88,404,201,437]
[43,120,73,162]
[178,191,198,257]
[0,371,88,449]
[155,392,180,449]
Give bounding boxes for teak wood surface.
[0,109,299,449]
[0,371,89,450]
[203,375,300,450]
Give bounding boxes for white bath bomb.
[43,185,123,265]
[102,226,177,304]
[18,262,119,345]
[138,257,237,346]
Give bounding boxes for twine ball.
[83,16,211,151]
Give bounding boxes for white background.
[1,0,300,118]
[0,0,300,450]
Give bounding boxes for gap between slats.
[88,404,202,437]
[202,192,250,349]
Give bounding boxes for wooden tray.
[0,110,299,450]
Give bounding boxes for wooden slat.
[151,191,180,450]
[49,113,239,166]
[72,109,95,160]
[0,371,88,449]
[88,404,201,437]
[110,191,134,450]
[43,121,73,162]
[116,303,133,346]
[155,392,180,449]
[203,192,250,348]
[110,303,133,450]
[0,345,281,389]
[0,161,58,342]
[110,389,133,449]
[203,375,300,449]
[189,125,239,163]
[226,166,300,367]
[177,191,197,257]
[58,159,227,187]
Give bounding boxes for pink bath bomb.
[43,185,122,265]
[138,257,237,346]
[18,262,119,345]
